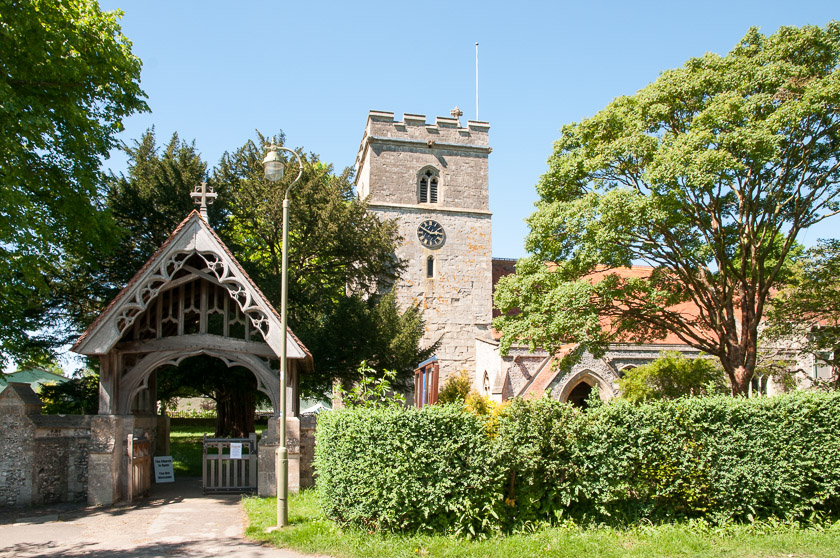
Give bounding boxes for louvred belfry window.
[418,168,439,204]
[414,357,439,408]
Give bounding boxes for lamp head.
[262,145,285,182]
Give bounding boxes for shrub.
[39,373,99,414]
[438,370,472,404]
[315,391,840,534]
[335,361,406,408]
[618,351,728,402]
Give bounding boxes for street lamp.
[262,141,303,528]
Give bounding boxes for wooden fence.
[202,433,257,493]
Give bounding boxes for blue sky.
[101,1,839,258]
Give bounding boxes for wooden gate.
[127,434,151,502]
[202,433,257,493]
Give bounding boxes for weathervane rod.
[475,42,479,121]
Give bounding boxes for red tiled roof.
[521,344,577,399]
[491,262,707,347]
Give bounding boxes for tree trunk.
[730,365,752,396]
[214,386,256,437]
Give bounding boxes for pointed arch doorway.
[73,211,312,505]
[557,370,612,409]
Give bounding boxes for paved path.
[0,478,328,557]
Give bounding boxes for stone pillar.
[257,416,301,497]
[299,413,317,489]
[87,415,133,506]
[0,384,39,506]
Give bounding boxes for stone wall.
[299,413,317,488]
[0,383,91,507]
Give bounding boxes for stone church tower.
[354,110,493,384]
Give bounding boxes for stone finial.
[190,182,217,221]
[450,106,463,123]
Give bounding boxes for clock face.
[417,219,446,248]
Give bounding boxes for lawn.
[243,491,840,558]
[168,420,214,476]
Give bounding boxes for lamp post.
[262,141,303,528]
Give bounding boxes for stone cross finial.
[450,106,463,123]
[191,182,217,221]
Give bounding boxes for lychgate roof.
[72,211,311,363]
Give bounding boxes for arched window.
[483,371,490,394]
[426,255,435,278]
[418,168,439,204]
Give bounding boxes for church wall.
[475,339,502,397]
[548,344,702,401]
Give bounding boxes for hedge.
[315,391,840,534]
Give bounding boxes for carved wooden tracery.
[115,251,272,342]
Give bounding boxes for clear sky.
[100,1,839,258]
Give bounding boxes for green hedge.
[316,405,503,535]
[315,392,840,534]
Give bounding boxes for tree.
[0,0,147,366]
[213,133,427,395]
[763,239,840,389]
[308,293,436,392]
[55,129,211,335]
[495,23,840,395]
[39,370,99,415]
[618,352,728,402]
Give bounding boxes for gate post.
[257,416,300,496]
[88,415,133,505]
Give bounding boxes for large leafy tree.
[0,0,147,366]
[495,23,840,395]
[57,129,211,333]
[763,240,840,389]
[309,293,436,391]
[213,133,423,395]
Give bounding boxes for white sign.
[154,456,175,483]
[230,443,242,460]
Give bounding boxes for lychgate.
[72,210,311,505]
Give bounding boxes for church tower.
[355,109,493,386]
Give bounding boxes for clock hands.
[417,220,445,247]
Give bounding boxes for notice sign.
[230,443,242,460]
[154,456,175,483]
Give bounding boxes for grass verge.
[244,491,840,558]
